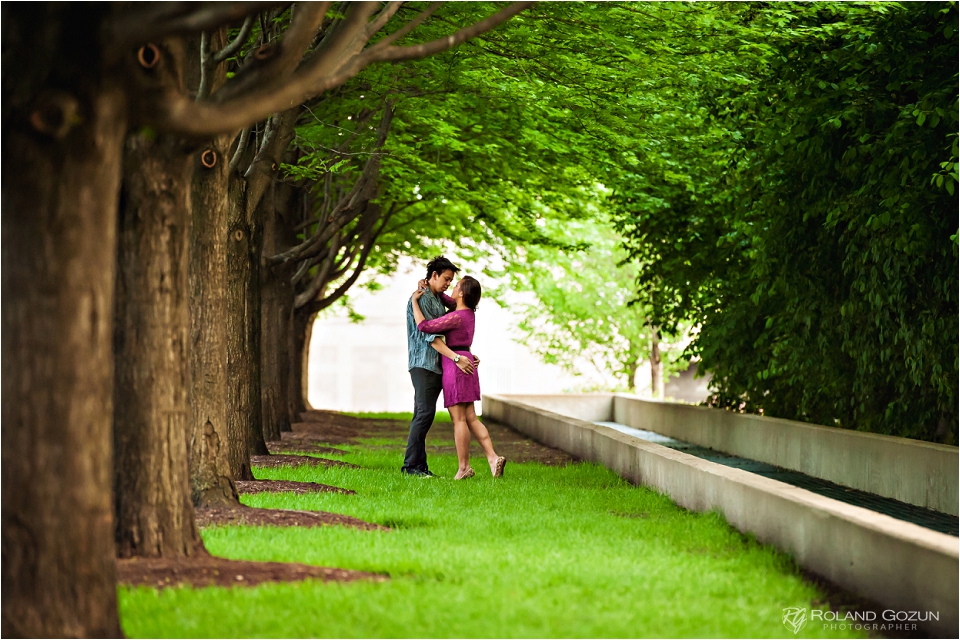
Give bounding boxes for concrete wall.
[483,394,959,637]
[611,394,958,516]
[503,394,614,423]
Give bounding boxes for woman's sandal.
[492,456,506,478]
[454,468,475,480]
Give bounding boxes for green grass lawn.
[119,434,865,638]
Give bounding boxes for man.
[402,255,476,477]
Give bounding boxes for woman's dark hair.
[425,255,460,281]
[459,276,482,311]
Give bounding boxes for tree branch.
[214,14,256,62]
[300,203,395,314]
[141,2,532,136]
[369,2,442,50]
[362,1,534,63]
[109,2,283,53]
[364,2,405,38]
[213,2,331,102]
[294,231,343,308]
[198,14,256,101]
[228,126,252,172]
[270,102,393,265]
[244,107,300,210]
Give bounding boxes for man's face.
[429,269,455,293]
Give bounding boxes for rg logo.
[782,607,808,634]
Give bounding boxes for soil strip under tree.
[250,454,359,469]
[117,555,387,589]
[235,480,355,495]
[266,431,349,455]
[195,505,386,531]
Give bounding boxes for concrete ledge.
[483,394,959,637]
[504,393,615,423]
[613,394,959,516]
[501,393,959,516]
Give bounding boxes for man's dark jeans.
[402,367,443,474]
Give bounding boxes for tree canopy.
[282,2,958,442]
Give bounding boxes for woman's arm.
[411,289,427,325]
[412,288,462,333]
[417,312,461,334]
[430,337,475,374]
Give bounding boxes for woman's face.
[451,281,462,299]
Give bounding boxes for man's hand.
[473,355,480,368]
[456,355,475,375]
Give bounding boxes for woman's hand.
[455,355,475,375]
[411,289,426,325]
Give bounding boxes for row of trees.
[2,3,533,636]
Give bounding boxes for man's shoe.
[402,468,437,478]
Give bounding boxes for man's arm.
[430,337,475,374]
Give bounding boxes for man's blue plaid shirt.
[406,289,447,374]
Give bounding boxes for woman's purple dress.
[417,309,480,407]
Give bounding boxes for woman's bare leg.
[464,404,501,474]
[448,404,472,474]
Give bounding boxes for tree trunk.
[627,356,639,393]
[261,183,300,440]
[223,109,299,446]
[189,135,238,506]
[226,175,268,467]
[301,311,316,412]
[1,5,124,635]
[289,310,314,422]
[114,131,205,558]
[650,324,663,399]
[182,30,248,496]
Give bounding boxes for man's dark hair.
[459,275,482,311]
[425,255,460,281]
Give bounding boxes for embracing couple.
[401,255,506,480]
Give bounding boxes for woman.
[412,275,506,480]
